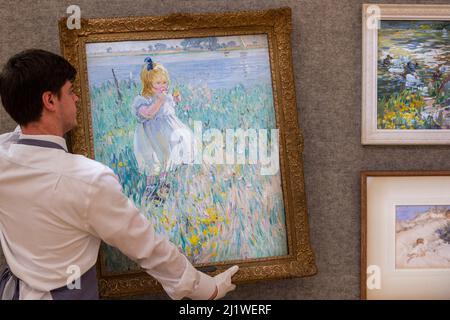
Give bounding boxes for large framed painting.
[59,8,316,297]
[361,171,450,299]
[362,4,450,144]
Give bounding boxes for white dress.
[132,94,194,176]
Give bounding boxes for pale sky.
[86,35,268,55]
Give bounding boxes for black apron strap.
[16,139,67,152]
[0,267,20,300]
[0,265,99,300]
[6,138,98,299]
[50,264,99,300]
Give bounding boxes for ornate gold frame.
[59,7,316,298]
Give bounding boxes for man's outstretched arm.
[84,167,238,299]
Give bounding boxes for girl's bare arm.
[138,95,165,119]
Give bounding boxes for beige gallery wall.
[1,0,448,299]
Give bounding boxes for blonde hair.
[140,62,170,97]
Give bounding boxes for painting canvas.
[396,205,450,269]
[378,21,450,130]
[59,8,316,297]
[86,35,288,272]
[362,4,450,144]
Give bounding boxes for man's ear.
[42,91,57,112]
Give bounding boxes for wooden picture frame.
[59,7,316,298]
[362,4,450,145]
[361,171,450,300]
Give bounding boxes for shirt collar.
[19,133,68,152]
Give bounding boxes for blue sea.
[86,48,272,90]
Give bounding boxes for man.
[0,49,238,300]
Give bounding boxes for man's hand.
[209,265,239,300]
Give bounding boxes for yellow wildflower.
[385,112,396,120]
[208,226,218,235]
[206,207,216,216]
[190,234,199,245]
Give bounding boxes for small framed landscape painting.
[362,4,450,144]
[361,171,450,299]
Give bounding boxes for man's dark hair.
[0,49,76,125]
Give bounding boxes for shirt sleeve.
[0,125,21,146]
[84,167,216,300]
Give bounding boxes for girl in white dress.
[132,57,194,201]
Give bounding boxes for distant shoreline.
[87,46,267,58]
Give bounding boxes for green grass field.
[90,78,287,272]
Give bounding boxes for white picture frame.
[361,171,450,300]
[362,4,450,145]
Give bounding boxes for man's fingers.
[227,265,239,277]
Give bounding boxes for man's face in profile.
[56,81,79,134]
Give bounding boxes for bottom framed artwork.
[361,171,450,300]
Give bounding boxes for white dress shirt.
[0,127,216,299]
